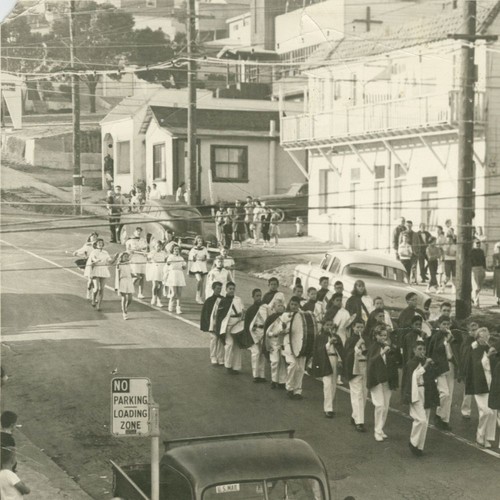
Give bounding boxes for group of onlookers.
[393,217,499,307]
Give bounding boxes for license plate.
[216,484,240,493]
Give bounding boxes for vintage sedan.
[119,200,216,249]
[294,250,431,317]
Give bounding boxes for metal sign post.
[111,378,160,500]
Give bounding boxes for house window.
[319,169,329,215]
[375,165,385,180]
[211,146,248,182]
[153,143,165,180]
[422,176,438,188]
[394,163,407,179]
[116,141,130,174]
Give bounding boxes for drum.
[290,311,317,358]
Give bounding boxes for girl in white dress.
[115,252,135,320]
[164,244,186,314]
[87,238,118,311]
[188,236,209,304]
[73,232,98,299]
[125,227,148,299]
[147,240,167,307]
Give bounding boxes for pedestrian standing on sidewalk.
[114,252,135,320]
[215,204,226,246]
[252,200,263,245]
[88,238,117,311]
[147,240,167,307]
[176,182,186,203]
[441,235,457,293]
[392,217,406,260]
[113,185,126,240]
[296,216,305,237]
[310,318,344,418]
[125,227,148,299]
[436,225,447,289]
[269,209,281,247]
[400,220,419,284]
[367,325,400,442]
[188,236,209,304]
[417,223,432,283]
[200,281,225,367]
[261,203,272,247]
[244,196,254,242]
[425,237,442,292]
[471,240,487,307]
[398,233,413,280]
[0,449,30,498]
[222,216,233,250]
[164,244,186,314]
[493,242,500,306]
[232,200,245,249]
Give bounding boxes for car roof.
[147,200,201,214]
[161,438,326,492]
[325,251,406,271]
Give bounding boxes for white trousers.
[475,393,496,444]
[224,333,242,371]
[410,387,430,451]
[436,364,455,423]
[209,334,224,365]
[371,382,392,437]
[269,343,287,384]
[349,375,368,424]
[461,391,473,417]
[249,342,266,378]
[283,352,306,394]
[322,356,338,412]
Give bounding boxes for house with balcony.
[280,0,500,260]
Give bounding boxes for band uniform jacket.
[200,294,222,333]
[366,342,400,391]
[344,333,368,380]
[464,343,491,395]
[261,290,278,305]
[488,343,500,410]
[428,330,458,377]
[215,296,244,337]
[310,332,344,378]
[402,357,440,408]
[459,334,475,382]
[239,301,262,349]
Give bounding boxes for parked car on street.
[258,182,308,220]
[112,429,340,500]
[294,250,431,318]
[119,201,217,249]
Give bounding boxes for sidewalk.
[14,431,92,500]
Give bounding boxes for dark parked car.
[119,200,217,249]
[258,182,308,220]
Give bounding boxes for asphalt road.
[1,211,500,500]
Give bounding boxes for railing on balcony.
[281,91,486,145]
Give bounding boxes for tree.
[43,1,136,113]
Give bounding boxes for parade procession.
[2,1,500,499]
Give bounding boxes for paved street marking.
[1,238,499,459]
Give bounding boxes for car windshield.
[203,477,324,500]
[344,263,407,283]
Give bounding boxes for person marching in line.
[269,209,281,247]
[205,256,231,299]
[244,288,267,383]
[367,297,394,333]
[114,252,135,320]
[398,292,429,329]
[200,281,225,367]
[215,282,245,375]
[493,242,500,306]
[323,292,353,346]
[401,315,430,370]
[164,244,186,314]
[428,316,458,431]
[344,318,368,432]
[146,240,167,307]
[402,341,440,456]
[73,232,98,300]
[346,280,373,324]
[87,238,118,311]
[310,318,344,418]
[316,276,332,305]
[262,277,280,305]
[301,287,325,324]
[367,325,400,442]
[463,327,497,448]
[487,333,500,449]
[459,320,480,419]
[282,297,310,400]
[262,293,288,389]
[125,227,148,299]
[188,236,209,304]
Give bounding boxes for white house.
[101,88,306,201]
[280,0,500,261]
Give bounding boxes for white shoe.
[86,289,92,300]
[151,298,156,305]
[123,313,128,320]
[168,300,174,312]
[156,298,163,307]
[382,432,388,439]
[138,293,145,299]
[176,306,182,314]
[374,433,384,442]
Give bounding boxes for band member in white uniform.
[87,238,118,311]
[205,256,232,299]
[164,244,186,314]
[245,289,267,382]
[301,287,325,324]
[215,282,245,374]
[188,236,209,304]
[323,292,354,345]
[200,281,225,366]
[125,227,148,299]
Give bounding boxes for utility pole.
[69,0,82,215]
[186,0,199,206]
[448,0,497,319]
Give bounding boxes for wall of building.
[227,13,251,44]
[145,120,174,196]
